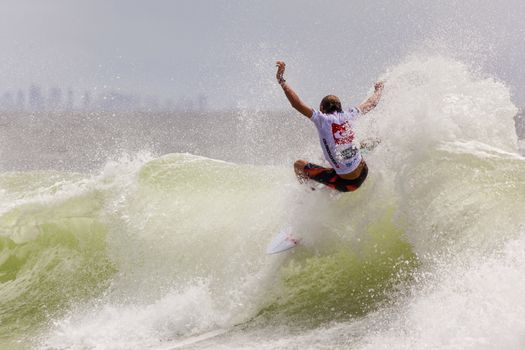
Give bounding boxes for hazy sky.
[0,0,524,109]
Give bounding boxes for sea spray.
[0,54,520,349]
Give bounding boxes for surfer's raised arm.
[358,81,384,114]
[275,61,314,118]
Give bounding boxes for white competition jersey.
[310,107,362,174]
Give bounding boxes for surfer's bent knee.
[299,162,368,192]
[293,160,309,182]
[294,160,307,172]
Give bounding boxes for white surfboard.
[266,226,301,254]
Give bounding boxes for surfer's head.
[320,95,342,114]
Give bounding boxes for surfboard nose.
[266,227,301,254]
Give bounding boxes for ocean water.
[1,55,524,350]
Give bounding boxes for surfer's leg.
[296,161,338,190]
[299,161,369,192]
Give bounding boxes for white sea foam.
[32,55,525,350]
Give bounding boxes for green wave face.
[0,173,116,347]
[258,211,417,327]
[2,145,524,349]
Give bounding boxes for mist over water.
[1,1,525,349]
[1,0,525,108]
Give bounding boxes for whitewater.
[1,55,524,350]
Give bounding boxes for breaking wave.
[1,55,524,350]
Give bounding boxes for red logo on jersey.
[331,122,354,145]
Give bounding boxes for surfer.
[275,60,384,192]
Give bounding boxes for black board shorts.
[303,162,368,192]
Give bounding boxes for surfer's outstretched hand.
[358,81,385,114]
[276,61,286,82]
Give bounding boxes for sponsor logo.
[331,122,354,145]
[340,146,358,160]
